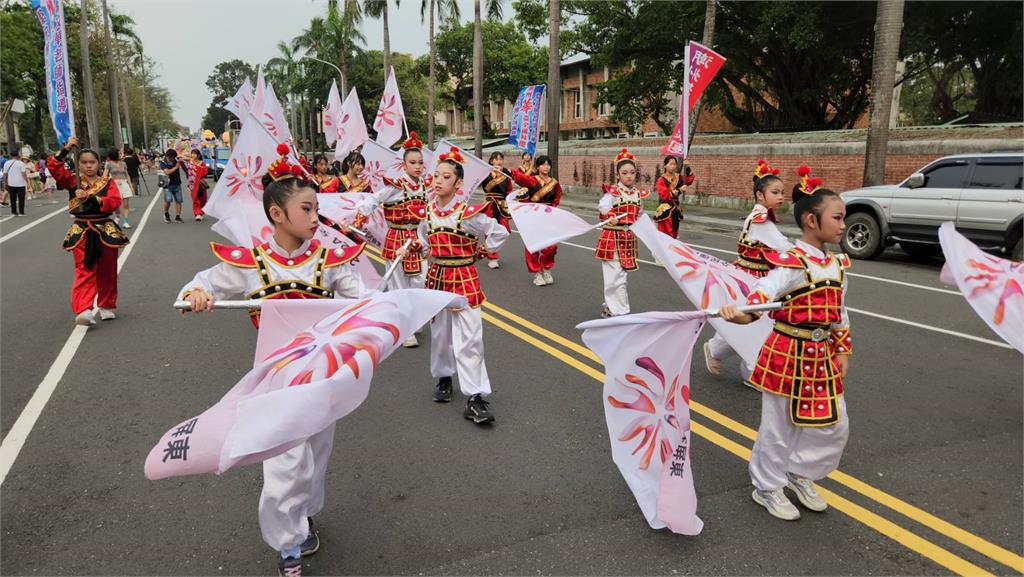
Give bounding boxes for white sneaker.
[402,334,419,348]
[752,488,801,521]
[703,342,722,375]
[487,260,500,269]
[75,310,97,326]
[532,272,547,286]
[98,308,116,321]
[122,219,131,229]
[787,474,828,512]
[542,270,553,285]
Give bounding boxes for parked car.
[840,153,1024,261]
[200,147,229,181]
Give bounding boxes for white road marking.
[0,206,68,244]
[516,232,1012,351]
[0,192,162,485]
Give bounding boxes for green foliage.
[201,59,256,132]
[434,19,546,113]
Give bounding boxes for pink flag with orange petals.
[939,222,1024,353]
[145,290,464,480]
[578,311,706,535]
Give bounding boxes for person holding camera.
[159,149,185,223]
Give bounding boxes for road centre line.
[542,237,1011,350]
[363,246,1024,573]
[0,192,162,486]
[0,206,68,244]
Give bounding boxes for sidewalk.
[556,195,803,237]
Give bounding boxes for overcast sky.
[113,0,488,131]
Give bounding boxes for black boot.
[433,376,453,403]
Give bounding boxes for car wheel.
[841,212,884,260]
[1012,237,1022,262]
[900,242,941,260]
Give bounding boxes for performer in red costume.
[720,180,851,523]
[47,136,129,326]
[653,156,693,239]
[595,149,649,317]
[311,153,341,193]
[339,150,370,192]
[185,149,210,221]
[355,132,430,347]
[178,144,365,576]
[479,151,513,269]
[407,147,508,423]
[511,154,561,286]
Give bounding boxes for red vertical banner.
[661,41,726,158]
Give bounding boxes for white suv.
[840,153,1024,261]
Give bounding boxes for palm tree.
[79,0,99,147]
[422,0,461,145]
[364,0,400,83]
[326,0,364,94]
[863,0,906,186]
[472,0,504,156]
[269,41,301,142]
[100,0,123,149]
[110,12,139,149]
[686,0,717,151]
[546,0,560,172]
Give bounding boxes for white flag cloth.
[322,80,343,147]
[335,87,369,160]
[223,77,254,122]
[429,139,492,201]
[145,291,466,480]
[258,82,293,144]
[578,311,706,535]
[251,66,267,123]
[632,214,771,365]
[507,195,599,253]
[314,193,384,288]
[373,66,406,147]
[204,111,278,247]
[938,222,1024,353]
[361,140,433,190]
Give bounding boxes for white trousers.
[430,306,491,396]
[385,260,425,292]
[259,423,336,552]
[749,392,849,491]
[602,260,629,316]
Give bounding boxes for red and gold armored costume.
[423,201,490,308]
[315,174,341,193]
[511,169,562,273]
[595,183,648,271]
[734,205,778,278]
[745,244,853,426]
[340,174,370,192]
[376,175,429,275]
[48,154,129,315]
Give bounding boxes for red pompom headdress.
[437,147,466,164]
[796,164,824,196]
[615,148,636,166]
[266,143,311,184]
[754,158,780,179]
[401,131,423,150]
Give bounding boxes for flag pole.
[174,300,264,310]
[377,239,415,291]
[703,302,782,318]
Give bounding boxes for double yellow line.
[362,246,1022,576]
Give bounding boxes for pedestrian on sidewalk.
[178,145,367,577]
[124,148,142,197]
[159,149,185,223]
[104,148,135,229]
[185,149,209,221]
[595,149,648,317]
[480,151,513,269]
[410,147,508,423]
[3,151,29,216]
[705,160,793,379]
[511,155,562,286]
[718,180,852,522]
[47,136,129,326]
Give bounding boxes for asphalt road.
[1,177,1021,576]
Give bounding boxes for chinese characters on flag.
[661,41,726,158]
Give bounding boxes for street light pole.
[303,56,343,88]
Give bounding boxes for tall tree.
[110,12,139,149]
[546,0,559,171]
[201,60,257,132]
[686,0,717,150]
[471,0,504,156]
[364,0,399,82]
[79,0,99,147]
[100,0,123,149]
[269,41,300,140]
[422,0,461,146]
[863,0,906,186]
